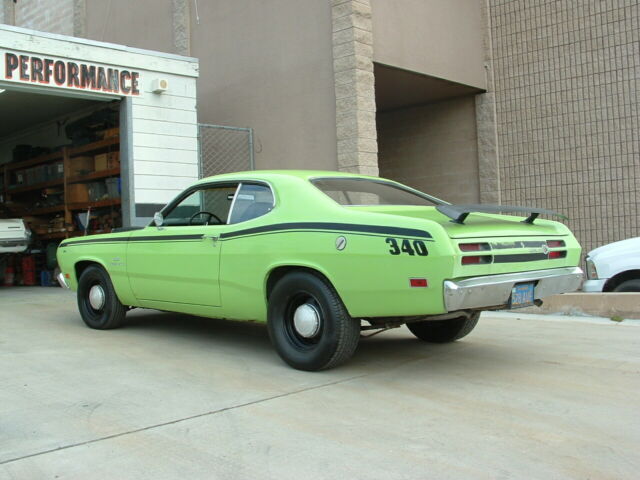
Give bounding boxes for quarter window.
[228,183,274,224]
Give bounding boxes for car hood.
[587,237,640,260]
[351,206,569,238]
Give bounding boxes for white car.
[0,219,31,253]
[583,237,640,292]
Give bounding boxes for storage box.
[106,177,120,198]
[67,183,89,203]
[87,181,108,202]
[34,165,46,184]
[25,167,36,185]
[69,156,94,176]
[101,127,119,139]
[45,163,63,181]
[94,152,120,171]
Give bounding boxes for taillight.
[461,255,492,265]
[546,240,565,248]
[548,251,566,259]
[409,278,428,288]
[459,243,491,252]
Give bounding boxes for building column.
[331,0,378,176]
[1,0,16,25]
[172,0,191,56]
[475,0,501,204]
[73,0,86,37]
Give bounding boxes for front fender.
[57,245,136,306]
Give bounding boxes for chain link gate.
[198,124,254,178]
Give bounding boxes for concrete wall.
[370,0,485,89]
[488,0,640,255]
[85,0,175,54]
[377,96,480,203]
[190,0,337,170]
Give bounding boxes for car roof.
[194,169,382,185]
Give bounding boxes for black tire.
[407,312,480,343]
[613,279,640,292]
[267,271,360,371]
[77,265,126,329]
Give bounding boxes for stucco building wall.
[84,0,175,54]
[191,0,338,170]
[370,0,486,89]
[378,96,480,204]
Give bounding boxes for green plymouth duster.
[57,171,583,370]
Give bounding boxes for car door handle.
[203,234,219,245]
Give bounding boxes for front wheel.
[77,265,126,329]
[407,312,480,343]
[267,271,360,371]
[613,279,640,292]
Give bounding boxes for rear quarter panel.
[218,215,455,321]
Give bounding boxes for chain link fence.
[198,124,254,178]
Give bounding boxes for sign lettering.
[2,51,141,96]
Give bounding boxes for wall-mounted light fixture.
[151,79,169,94]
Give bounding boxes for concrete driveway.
[1,287,638,480]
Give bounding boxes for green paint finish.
[57,171,582,321]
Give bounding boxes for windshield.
[311,177,444,206]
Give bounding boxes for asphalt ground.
[1,287,638,480]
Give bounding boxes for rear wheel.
[77,265,126,329]
[407,312,480,343]
[267,271,360,371]
[613,279,640,292]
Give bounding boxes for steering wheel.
[189,211,224,225]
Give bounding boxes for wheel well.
[603,270,640,291]
[266,266,333,300]
[75,260,101,281]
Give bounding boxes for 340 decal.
[385,238,429,256]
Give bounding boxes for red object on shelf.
[3,266,15,286]
[22,256,36,286]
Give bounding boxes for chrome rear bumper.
[444,267,584,311]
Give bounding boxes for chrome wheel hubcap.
[293,303,321,338]
[88,285,106,310]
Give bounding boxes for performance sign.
[2,50,141,96]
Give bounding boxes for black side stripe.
[61,223,433,246]
[61,234,203,246]
[219,222,432,240]
[493,253,548,263]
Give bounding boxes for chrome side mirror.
[153,212,164,227]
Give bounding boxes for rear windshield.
[310,178,443,206]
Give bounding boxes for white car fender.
[584,237,640,291]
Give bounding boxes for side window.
[228,183,274,224]
[162,184,238,226]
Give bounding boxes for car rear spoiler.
[435,204,567,225]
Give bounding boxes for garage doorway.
[0,86,122,286]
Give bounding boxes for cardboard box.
[94,152,120,171]
[101,128,119,139]
[67,183,89,203]
[69,156,94,177]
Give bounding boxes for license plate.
[509,282,535,309]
